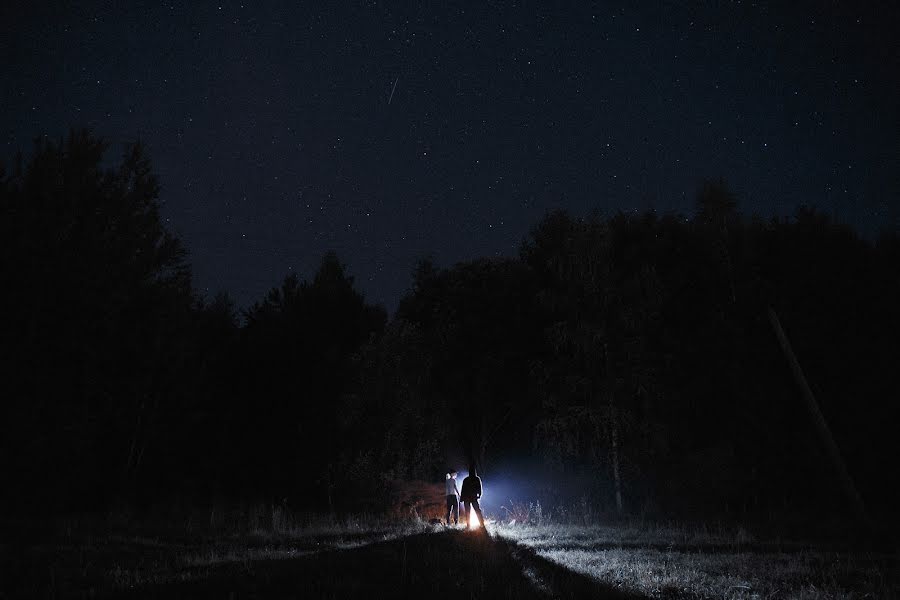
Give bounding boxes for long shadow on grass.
[117,528,650,599]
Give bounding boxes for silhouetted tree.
[397,257,543,473]
[237,252,386,509]
[0,130,192,509]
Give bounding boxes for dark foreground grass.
[1,523,643,599]
[114,529,645,599]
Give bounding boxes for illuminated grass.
[495,523,897,599]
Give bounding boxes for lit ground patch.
[496,524,898,599]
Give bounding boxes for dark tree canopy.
[2,130,897,528]
[1,131,193,508]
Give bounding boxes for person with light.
[460,464,485,529]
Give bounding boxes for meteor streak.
[388,76,399,105]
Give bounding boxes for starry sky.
[3,1,898,312]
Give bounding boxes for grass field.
[2,510,896,598]
[494,523,898,599]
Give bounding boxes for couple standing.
[445,466,485,528]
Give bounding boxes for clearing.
[2,517,896,598]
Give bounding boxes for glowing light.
[468,506,480,529]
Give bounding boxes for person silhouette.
[445,469,460,525]
[459,464,485,529]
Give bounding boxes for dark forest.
[3,131,897,534]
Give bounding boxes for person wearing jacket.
[459,464,485,529]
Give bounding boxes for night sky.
[4,2,898,312]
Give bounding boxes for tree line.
[2,131,897,526]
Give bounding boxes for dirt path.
[118,528,647,599]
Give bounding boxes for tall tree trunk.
[605,342,624,514]
[768,307,868,525]
[326,464,335,513]
[609,395,623,514]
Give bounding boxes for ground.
[496,523,897,599]
[2,516,896,598]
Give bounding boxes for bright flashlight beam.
[468,506,480,529]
